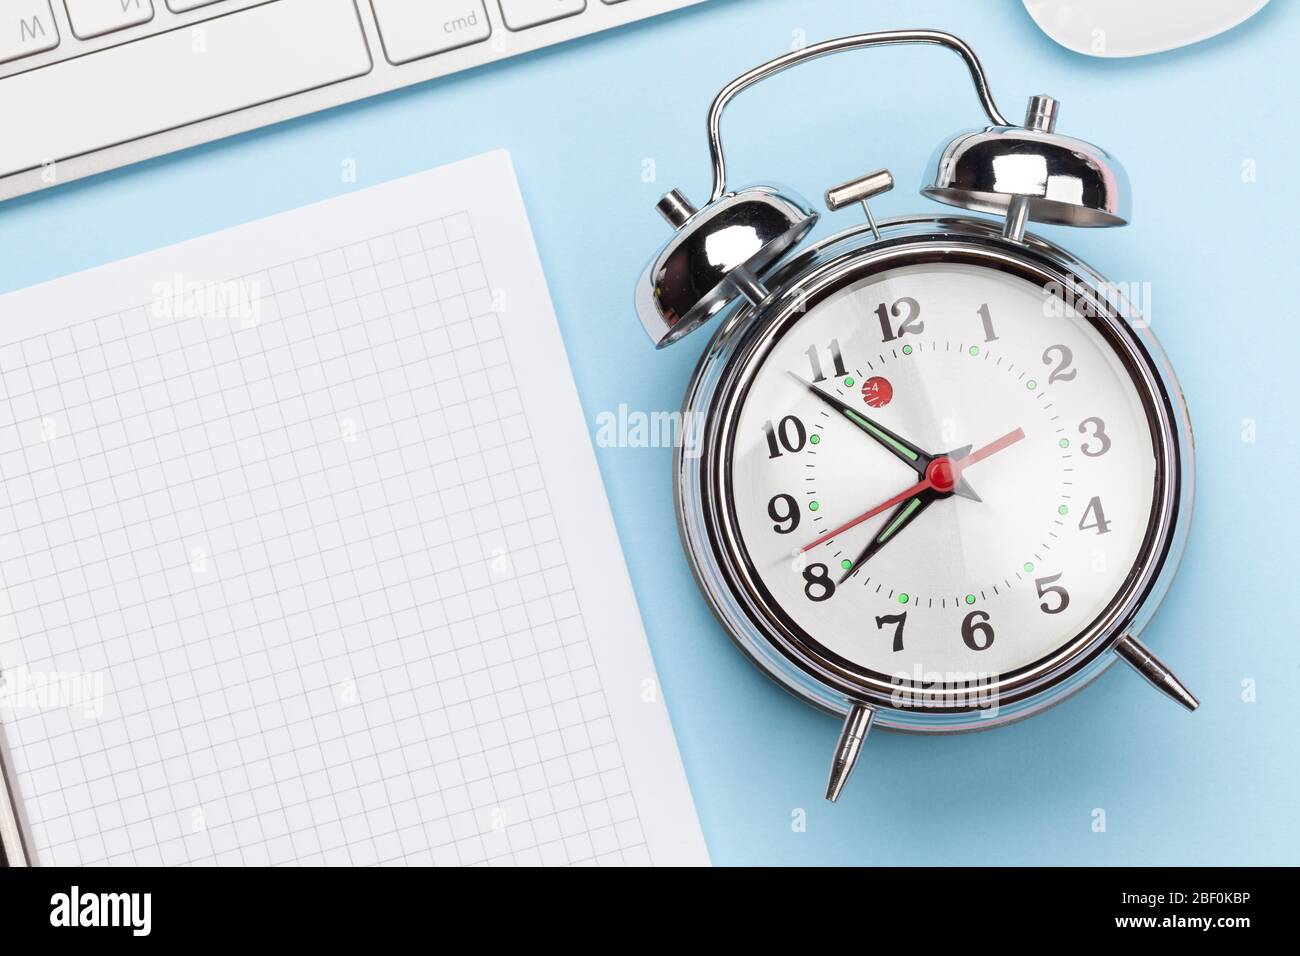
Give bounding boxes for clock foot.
[1115,635,1199,712]
[825,703,875,802]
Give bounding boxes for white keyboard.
[0,0,704,201]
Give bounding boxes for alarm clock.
[634,30,1197,801]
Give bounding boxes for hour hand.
[788,372,979,502]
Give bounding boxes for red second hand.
[960,426,1026,468]
[798,427,1026,555]
[798,475,932,554]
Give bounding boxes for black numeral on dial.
[805,339,847,383]
[961,610,995,651]
[977,303,998,343]
[875,297,923,342]
[768,493,800,534]
[875,612,906,652]
[1078,417,1111,457]
[1035,573,1070,614]
[763,416,807,458]
[1043,344,1077,384]
[803,563,836,602]
[1078,495,1112,535]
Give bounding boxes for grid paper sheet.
[0,151,706,866]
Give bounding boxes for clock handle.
[705,30,1010,204]
[825,703,876,802]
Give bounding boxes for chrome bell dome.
[924,94,1131,229]
[634,186,818,349]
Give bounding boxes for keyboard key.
[498,0,585,31]
[165,0,227,10]
[65,0,155,40]
[0,0,371,177]
[0,1,59,65]
[370,0,491,65]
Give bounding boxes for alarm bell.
[636,32,1133,350]
[924,94,1131,232]
[635,185,817,348]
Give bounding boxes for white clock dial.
[730,262,1159,684]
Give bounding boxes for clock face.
[729,261,1161,689]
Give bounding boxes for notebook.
[0,151,707,866]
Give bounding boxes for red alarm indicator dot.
[861,376,893,408]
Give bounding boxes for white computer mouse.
[1022,0,1270,57]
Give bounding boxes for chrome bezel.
[674,215,1193,732]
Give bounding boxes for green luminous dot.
[1027,380,1038,391]
[843,376,855,388]
[1059,438,1070,448]
[1023,562,1035,573]
[965,594,976,605]
[809,501,820,512]
[810,434,821,445]
[902,345,913,355]
[969,346,980,356]
[899,593,910,605]
[1058,504,1069,515]
[841,559,853,571]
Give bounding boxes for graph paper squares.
[0,211,647,866]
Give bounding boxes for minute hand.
[789,373,979,502]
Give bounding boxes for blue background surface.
[2,0,1296,865]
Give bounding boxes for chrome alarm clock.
[634,31,1197,801]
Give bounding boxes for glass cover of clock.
[730,262,1159,685]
